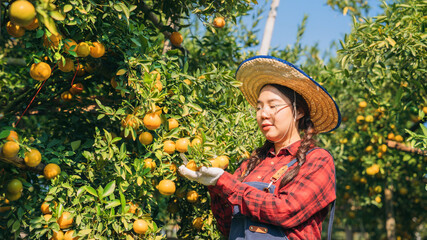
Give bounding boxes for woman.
[179,56,341,240]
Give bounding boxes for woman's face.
[256,85,302,143]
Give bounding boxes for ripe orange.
[127,201,139,214]
[43,34,62,48]
[138,132,153,145]
[143,113,161,130]
[6,130,19,142]
[6,21,25,38]
[24,18,39,30]
[379,144,387,153]
[356,115,364,124]
[365,145,373,152]
[144,158,156,171]
[58,211,73,229]
[186,190,199,203]
[359,101,367,108]
[167,118,179,130]
[9,0,36,27]
[75,63,85,77]
[64,230,78,240]
[213,17,225,28]
[6,191,21,201]
[122,114,140,129]
[375,196,381,203]
[41,201,52,214]
[163,140,175,154]
[2,141,20,158]
[191,137,202,147]
[149,71,162,91]
[30,62,51,81]
[216,155,229,169]
[76,42,90,57]
[387,133,395,140]
[183,79,192,85]
[186,160,200,171]
[58,58,74,72]
[192,217,204,230]
[423,106,427,114]
[169,32,183,46]
[52,230,64,240]
[61,91,73,101]
[153,105,162,115]
[209,159,220,168]
[24,148,42,167]
[63,39,77,54]
[44,163,61,179]
[395,135,403,142]
[176,138,190,153]
[7,179,23,194]
[158,179,176,196]
[365,115,374,122]
[89,42,105,58]
[133,219,148,234]
[69,83,84,95]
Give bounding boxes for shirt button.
[271,161,274,165]
[257,176,262,179]
[225,204,229,207]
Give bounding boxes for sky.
[244,0,384,56]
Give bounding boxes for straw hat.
[236,56,341,133]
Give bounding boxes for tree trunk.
[259,0,281,55]
[345,225,353,240]
[385,187,396,240]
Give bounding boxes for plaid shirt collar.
[267,140,302,157]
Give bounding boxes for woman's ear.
[295,109,304,121]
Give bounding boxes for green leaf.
[105,199,121,209]
[11,221,20,233]
[118,2,130,20]
[71,140,81,151]
[63,4,73,13]
[84,186,98,197]
[102,180,116,198]
[187,103,203,112]
[116,69,127,75]
[79,229,92,236]
[50,11,66,21]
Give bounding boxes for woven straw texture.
[236,57,340,133]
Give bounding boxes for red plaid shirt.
[208,140,336,240]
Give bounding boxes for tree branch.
[386,140,427,156]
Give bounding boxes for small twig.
[386,140,427,156]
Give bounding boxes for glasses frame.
[255,103,290,116]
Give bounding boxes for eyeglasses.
[255,104,290,116]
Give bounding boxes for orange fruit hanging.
[6,21,25,38]
[43,34,62,48]
[52,230,64,240]
[7,179,23,194]
[58,58,74,72]
[6,130,19,142]
[64,230,78,240]
[167,118,179,130]
[57,211,73,229]
[69,83,84,95]
[158,179,176,196]
[61,91,73,101]
[24,148,42,167]
[138,132,153,145]
[2,141,20,158]
[186,190,199,203]
[213,17,225,28]
[24,18,39,30]
[121,114,140,129]
[163,140,175,154]
[63,39,77,54]
[144,158,156,171]
[30,62,51,81]
[41,201,52,214]
[76,42,90,57]
[44,163,61,179]
[133,219,148,234]
[176,138,190,153]
[169,32,183,46]
[143,113,161,130]
[216,155,229,169]
[9,0,36,27]
[89,42,106,58]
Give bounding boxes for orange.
[150,70,161,81]
[149,71,163,91]
[186,160,200,171]
[44,163,61,179]
[24,18,39,30]
[379,144,387,153]
[154,105,162,115]
[167,118,179,130]
[423,106,427,114]
[0,206,11,213]
[63,39,77,54]
[6,130,19,142]
[375,196,381,203]
[89,42,105,58]
[191,137,202,147]
[30,62,51,81]
[176,138,190,153]
[138,132,153,145]
[356,115,364,124]
[2,141,20,158]
[75,63,85,77]
[58,58,74,72]
[216,155,229,169]
[183,79,192,85]
[365,145,373,152]
[366,166,376,176]
[76,42,90,57]
[64,230,78,240]
[6,21,25,38]
[359,101,367,108]
[169,32,183,46]
[158,179,176,196]
[395,135,403,142]
[24,148,42,167]
[44,214,52,222]
[58,211,73,229]
[61,91,73,101]
[387,133,395,140]
[371,164,380,173]
[365,115,374,122]
[144,158,156,171]
[43,34,62,48]
[41,201,52,214]
[186,190,198,203]
[52,230,64,240]
[143,113,161,130]
[121,114,140,129]
[192,217,204,230]
[213,17,225,28]
[133,219,148,234]
[163,140,175,154]
[169,162,177,173]
[127,202,139,214]
[399,187,408,195]
[69,83,84,95]
[6,191,21,201]
[209,159,220,168]
[9,0,36,27]
[7,179,23,194]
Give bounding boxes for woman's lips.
[261,123,272,131]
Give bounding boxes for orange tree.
[0,0,263,239]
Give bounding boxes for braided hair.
[239,84,317,189]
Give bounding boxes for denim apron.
[228,148,336,240]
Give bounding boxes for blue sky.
[244,0,384,56]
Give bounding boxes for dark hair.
[239,84,317,189]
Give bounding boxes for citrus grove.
[1,0,426,240]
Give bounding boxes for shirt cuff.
[214,171,240,199]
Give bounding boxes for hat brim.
[236,56,341,133]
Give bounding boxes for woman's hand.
[178,165,224,186]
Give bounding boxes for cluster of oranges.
[6,0,38,38]
[41,202,77,240]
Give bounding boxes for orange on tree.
[6,130,19,142]
[423,106,427,114]
[186,190,199,203]
[375,196,381,203]
[186,160,200,171]
[63,39,77,54]
[6,21,25,38]
[183,79,192,85]
[69,83,84,95]
[169,32,183,46]
[138,132,153,145]
[356,115,365,124]
[41,201,52,214]
[133,219,148,234]
[7,179,23,194]
[168,162,177,173]
[163,140,175,154]
[153,105,162,115]
[149,71,162,91]
[127,201,139,214]
[399,187,408,195]
[58,211,73,229]
[43,214,52,222]
[6,191,21,201]
[64,230,78,240]
[121,114,140,129]
[24,148,42,167]
[2,141,20,158]
[209,158,220,168]
[24,18,39,30]
[76,42,90,57]
[213,17,225,28]
[44,163,61,179]
[0,206,11,213]
[157,179,176,196]
[359,101,367,108]
[387,132,395,140]
[58,58,74,72]
[216,155,229,169]
[61,91,73,101]
[365,115,374,122]
[167,118,179,130]
[75,63,85,77]
[51,230,64,240]
[43,34,62,48]
[143,158,156,171]
[176,138,190,153]
[9,0,36,27]
[30,62,51,81]
[190,137,202,147]
[365,145,373,153]
[379,144,387,153]
[143,113,161,130]
[395,135,403,142]
[89,42,106,58]
[192,217,204,230]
